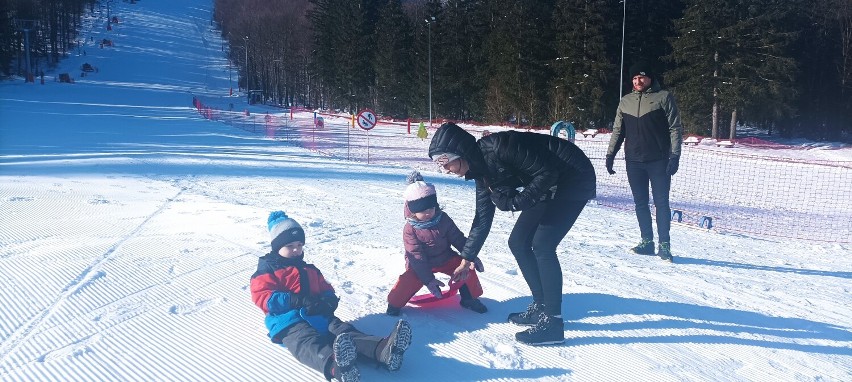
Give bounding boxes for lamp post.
[425,17,435,128]
[554,85,559,118]
[273,58,283,106]
[619,0,626,99]
[244,36,250,103]
[22,26,32,80]
[14,19,36,82]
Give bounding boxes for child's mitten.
[425,279,445,299]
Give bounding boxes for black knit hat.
[629,61,654,79]
[268,211,305,254]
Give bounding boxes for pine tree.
[669,0,798,138]
[792,0,851,140]
[482,0,520,124]
[336,0,371,112]
[614,0,683,131]
[667,0,730,136]
[0,1,17,76]
[373,0,415,118]
[551,0,614,129]
[621,0,683,85]
[308,0,343,109]
[307,0,380,112]
[433,0,489,121]
[718,0,797,139]
[482,0,554,126]
[0,0,93,77]
[403,0,439,121]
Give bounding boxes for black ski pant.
[279,317,383,378]
[625,159,671,243]
[508,199,588,317]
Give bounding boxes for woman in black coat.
[428,122,596,345]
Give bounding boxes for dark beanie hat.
[629,61,654,79]
[268,211,305,254]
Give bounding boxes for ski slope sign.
[356,109,377,130]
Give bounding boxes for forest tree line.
[1,0,849,140]
[0,0,97,79]
[214,0,851,140]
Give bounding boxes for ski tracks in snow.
[0,187,185,370]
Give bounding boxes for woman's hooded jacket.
[428,122,596,261]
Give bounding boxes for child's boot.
[460,298,488,313]
[330,333,360,382]
[377,319,412,371]
[385,303,401,316]
[458,285,487,313]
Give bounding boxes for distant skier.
[386,171,487,316]
[251,211,412,382]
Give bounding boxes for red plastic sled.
[409,279,464,305]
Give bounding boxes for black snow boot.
[460,298,488,313]
[330,333,360,382]
[631,238,655,255]
[386,303,401,316]
[658,242,673,262]
[378,319,412,371]
[508,302,545,326]
[515,312,565,345]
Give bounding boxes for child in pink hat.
[386,171,487,316]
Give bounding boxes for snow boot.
[631,238,655,255]
[515,312,565,345]
[460,298,488,313]
[507,302,545,326]
[386,303,401,316]
[658,242,673,262]
[378,319,412,371]
[331,333,360,382]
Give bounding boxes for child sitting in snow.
[251,211,412,382]
[386,171,488,316]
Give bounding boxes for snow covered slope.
[1,0,850,381]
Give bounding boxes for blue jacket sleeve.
[266,291,297,314]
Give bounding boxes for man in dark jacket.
[605,61,683,262]
[428,122,596,345]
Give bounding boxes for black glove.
[511,192,536,211]
[471,257,485,272]
[289,294,314,310]
[490,187,518,211]
[605,155,616,175]
[319,294,339,315]
[667,155,680,176]
[304,294,339,316]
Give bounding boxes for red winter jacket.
[250,253,336,342]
